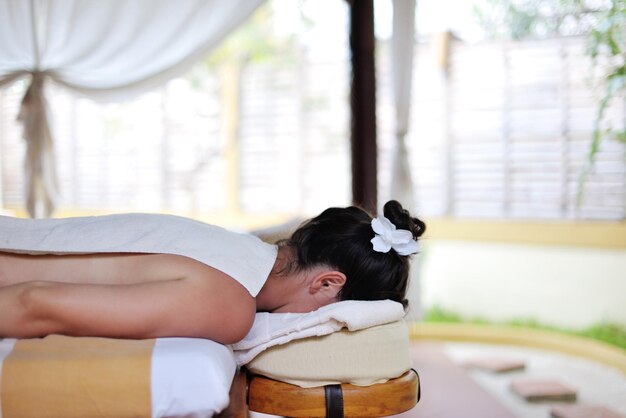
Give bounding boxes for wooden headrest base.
[247,369,420,417]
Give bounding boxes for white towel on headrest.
[231,299,405,365]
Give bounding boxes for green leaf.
[606,32,621,54]
[613,130,626,143]
[607,73,625,96]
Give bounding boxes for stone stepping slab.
[551,404,624,418]
[511,378,577,402]
[462,356,526,373]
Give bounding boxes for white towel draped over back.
[0,213,278,297]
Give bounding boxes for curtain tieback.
[17,71,59,218]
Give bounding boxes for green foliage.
[204,4,296,68]
[579,0,626,202]
[424,305,464,322]
[472,0,598,40]
[424,305,626,350]
[473,0,626,205]
[472,2,535,40]
[184,3,300,91]
[579,323,626,349]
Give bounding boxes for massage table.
[0,303,420,418]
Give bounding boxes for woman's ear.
[309,270,346,298]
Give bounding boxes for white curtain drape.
[389,0,416,208]
[390,0,421,320]
[0,0,265,217]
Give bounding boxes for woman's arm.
[0,272,256,344]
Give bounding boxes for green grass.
[424,306,626,351]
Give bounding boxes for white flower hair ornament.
[370,215,419,256]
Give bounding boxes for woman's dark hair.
[282,200,425,308]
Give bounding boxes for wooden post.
[348,0,377,214]
[220,61,243,216]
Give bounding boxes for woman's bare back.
[0,252,214,287]
[0,252,256,343]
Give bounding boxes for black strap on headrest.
[411,368,421,403]
[325,384,344,418]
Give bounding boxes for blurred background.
[0,0,624,344]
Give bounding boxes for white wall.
[417,240,626,329]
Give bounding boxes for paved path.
[394,342,516,418]
[396,341,626,418]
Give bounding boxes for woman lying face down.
[0,200,425,344]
